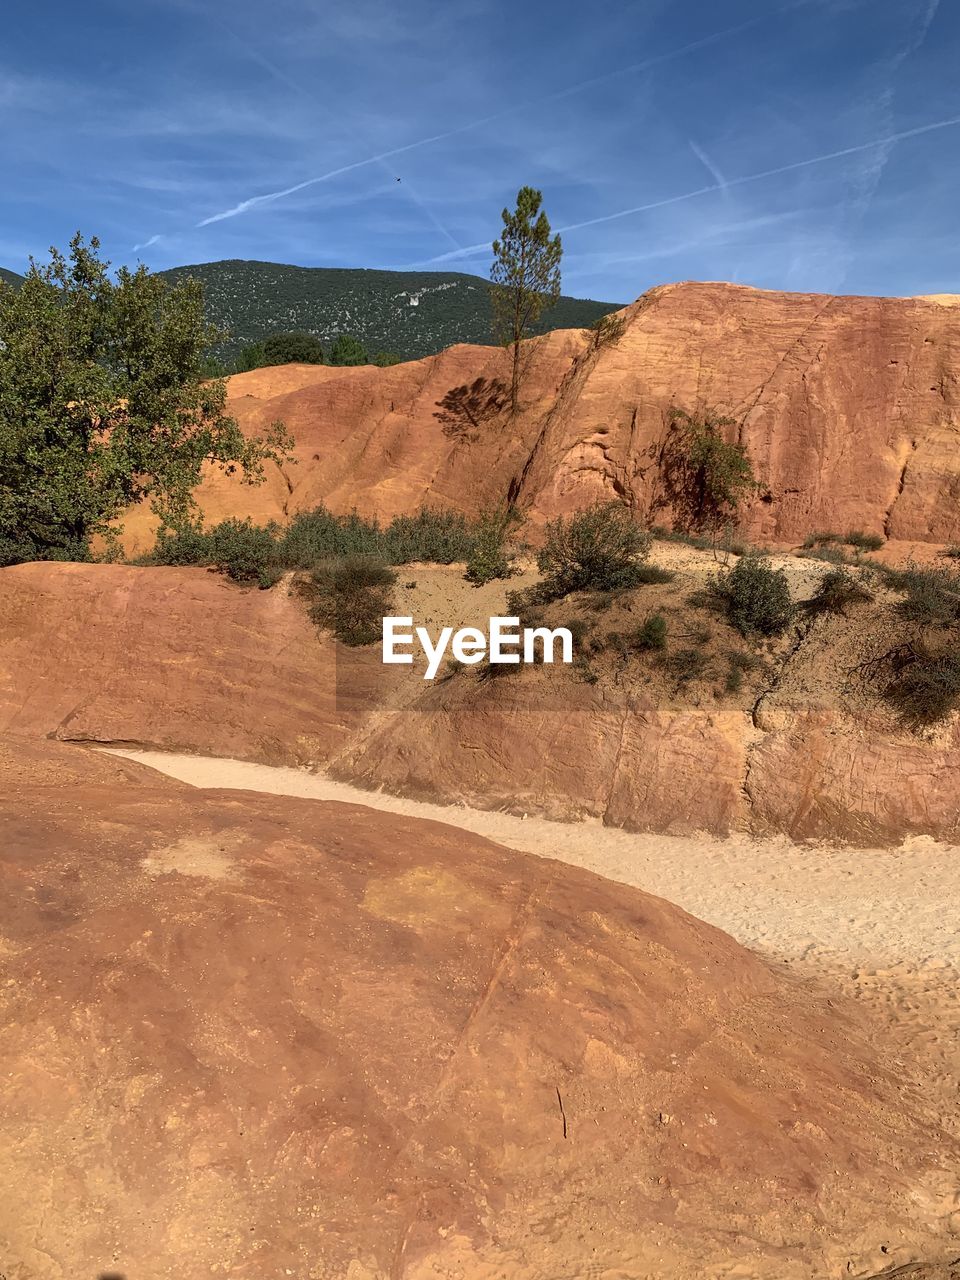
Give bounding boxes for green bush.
[807,569,873,614]
[0,534,92,567]
[383,509,474,564]
[304,556,396,646]
[844,529,884,552]
[714,555,793,636]
[885,649,960,727]
[262,331,324,366]
[942,544,960,560]
[636,612,668,651]
[633,564,675,584]
[149,519,282,587]
[328,334,369,366]
[650,524,750,556]
[587,313,627,349]
[536,502,651,598]
[658,407,759,532]
[724,650,764,695]
[464,505,522,586]
[561,617,593,653]
[662,647,711,684]
[885,564,960,626]
[504,583,549,627]
[802,531,842,549]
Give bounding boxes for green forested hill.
[158,260,622,363]
[0,258,623,363]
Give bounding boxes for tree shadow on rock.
[434,377,508,443]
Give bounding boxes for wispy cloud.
[132,234,162,252]
[416,112,960,265]
[193,9,789,229]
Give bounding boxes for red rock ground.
[1,737,958,1279]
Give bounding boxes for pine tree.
[490,187,562,414]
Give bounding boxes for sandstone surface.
[123,282,960,552]
[1,737,957,1279]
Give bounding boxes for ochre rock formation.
[3,561,959,845]
[0,562,391,765]
[123,282,960,553]
[1,737,957,1278]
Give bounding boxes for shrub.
[844,529,884,552]
[0,534,92,567]
[304,556,396,646]
[885,564,960,626]
[799,544,850,566]
[802,531,842,549]
[714,555,793,636]
[807,569,873,614]
[505,583,550,627]
[633,563,675,584]
[657,406,759,532]
[574,656,599,684]
[381,509,474,564]
[328,334,369,367]
[262,332,324,366]
[150,519,282,587]
[206,520,283,587]
[561,617,593,653]
[587,313,627,349]
[885,649,960,727]
[464,504,522,586]
[536,502,651,598]
[662,647,711,684]
[724,649,764,695]
[651,522,750,557]
[635,612,668,651]
[942,544,960,560]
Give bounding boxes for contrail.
[559,113,960,234]
[416,111,960,265]
[689,140,728,192]
[197,20,466,249]
[195,11,786,229]
[196,116,504,227]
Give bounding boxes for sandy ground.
[106,748,960,1137]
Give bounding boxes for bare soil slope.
[2,738,958,1279]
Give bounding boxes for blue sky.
[2,0,958,301]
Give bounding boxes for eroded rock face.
[1,739,956,1279]
[0,562,390,765]
[123,282,960,553]
[3,561,959,845]
[747,708,960,843]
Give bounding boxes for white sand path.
[104,748,960,1128]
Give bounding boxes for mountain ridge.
[157,259,621,361]
[0,258,621,362]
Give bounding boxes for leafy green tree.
[234,342,267,373]
[490,186,562,414]
[0,235,291,561]
[262,331,324,365]
[371,350,402,367]
[329,334,369,366]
